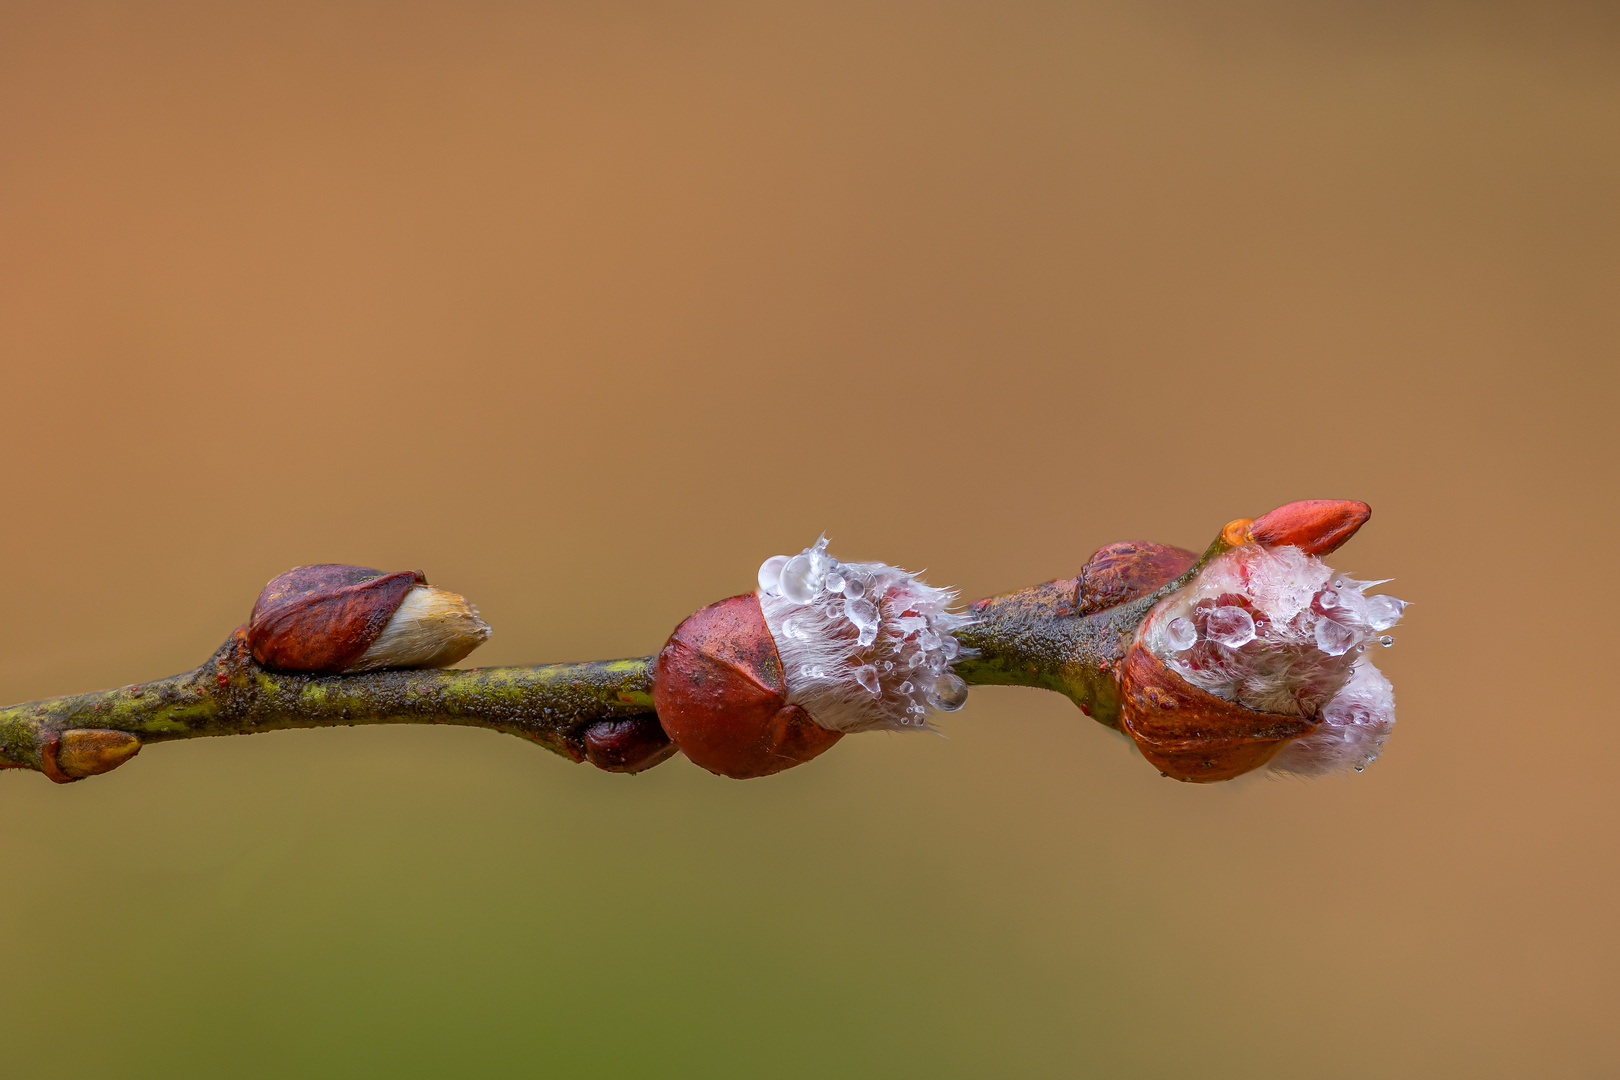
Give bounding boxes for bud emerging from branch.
[654,538,973,778]
[247,564,491,674]
[1125,542,1407,780]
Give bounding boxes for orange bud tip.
[1221,518,1254,547]
[1246,500,1371,556]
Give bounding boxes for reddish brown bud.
[1077,541,1199,615]
[653,593,842,779]
[582,717,679,774]
[1229,499,1372,557]
[1117,642,1315,782]
[247,565,489,674]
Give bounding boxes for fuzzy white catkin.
[756,537,973,733]
[1141,544,1407,776]
[347,585,492,672]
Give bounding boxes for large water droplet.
[844,597,879,630]
[779,554,818,604]
[1366,594,1407,631]
[758,555,789,596]
[1315,618,1357,656]
[824,570,846,594]
[929,672,969,712]
[1206,606,1257,649]
[853,664,881,695]
[1165,617,1197,652]
[842,573,867,599]
[1318,589,1339,610]
[1379,635,1394,648]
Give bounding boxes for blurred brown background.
[1,2,1616,1076]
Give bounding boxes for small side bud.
[582,717,680,774]
[56,729,142,779]
[247,564,489,674]
[1076,541,1199,615]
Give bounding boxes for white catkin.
[757,536,973,734]
[347,586,492,672]
[1139,544,1407,776]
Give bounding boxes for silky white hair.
[349,586,492,672]
[757,537,972,734]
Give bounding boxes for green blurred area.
[1,1,1617,1076]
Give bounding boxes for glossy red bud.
[1225,499,1371,556]
[1117,642,1316,782]
[582,717,680,774]
[1076,541,1199,615]
[653,592,842,779]
[248,564,425,674]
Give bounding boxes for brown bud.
[1224,499,1371,557]
[582,717,680,774]
[247,564,489,674]
[57,729,142,779]
[1077,541,1199,615]
[1117,642,1315,782]
[37,729,143,783]
[653,592,842,779]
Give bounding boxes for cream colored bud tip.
[347,585,492,672]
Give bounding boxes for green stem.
[0,534,1231,783]
[0,630,655,779]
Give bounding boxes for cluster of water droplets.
[1143,544,1407,774]
[757,537,972,733]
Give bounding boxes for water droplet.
[757,555,789,595]
[907,649,927,670]
[853,664,881,695]
[1366,594,1407,631]
[1379,635,1394,647]
[1353,763,1365,772]
[898,681,913,696]
[1206,606,1257,649]
[1318,589,1338,610]
[941,636,960,660]
[844,597,879,630]
[857,623,878,648]
[842,573,867,599]
[779,554,818,604]
[928,672,969,711]
[1314,618,1357,656]
[1165,617,1197,651]
[825,570,846,594]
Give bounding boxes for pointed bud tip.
[1234,499,1371,556]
